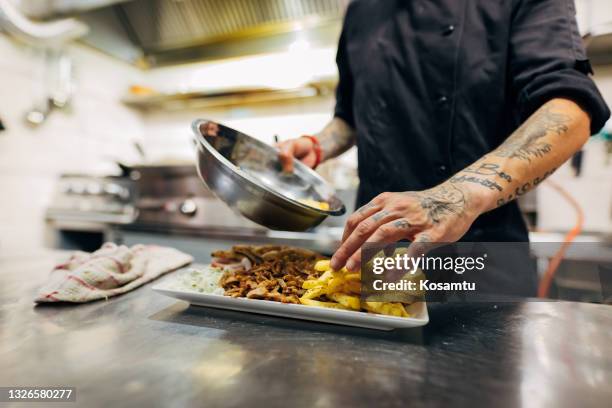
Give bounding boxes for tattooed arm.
[317,117,358,160]
[278,117,356,172]
[331,98,591,271]
[449,98,589,210]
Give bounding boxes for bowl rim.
[191,119,346,217]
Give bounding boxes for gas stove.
[46,174,137,226]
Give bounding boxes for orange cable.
[537,179,584,298]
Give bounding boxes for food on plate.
[173,267,225,295]
[213,245,324,304]
[298,198,330,211]
[299,260,412,317]
[209,245,413,318]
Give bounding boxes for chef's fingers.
[341,199,386,242]
[404,232,440,259]
[344,218,420,272]
[278,137,315,172]
[278,141,297,172]
[331,210,399,270]
[300,149,318,168]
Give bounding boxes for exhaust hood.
[37,0,349,67]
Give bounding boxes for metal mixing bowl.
[192,119,346,231]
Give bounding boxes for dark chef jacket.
[334,0,610,243]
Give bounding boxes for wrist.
[301,135,323,168]
[443,179,494,217]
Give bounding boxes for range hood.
[12,1,610,69]
[29,0,349,67]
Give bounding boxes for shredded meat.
[214,245,324,304]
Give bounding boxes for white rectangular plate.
[153,269,428,331]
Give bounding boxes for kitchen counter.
[1,250,611,408]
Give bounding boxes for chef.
[278,0,610,293]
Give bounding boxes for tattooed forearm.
[463,162,512,183]
[449,174,503,191]
[494,104,570,162]
[444,99,589,213]
[496,168,556,207]
[449,161,511,191]
[317,117,356,161]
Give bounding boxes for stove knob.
[179,199,198,217]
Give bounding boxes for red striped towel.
[35,243,193,303]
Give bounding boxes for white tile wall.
[0,35,144,254]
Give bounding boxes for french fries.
[301,287,325,300]
[364,301,410,317]
[314,260,331,272]
[328,293,360,310]
[300,298,350,310]
[299,259,411,317]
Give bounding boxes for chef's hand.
[277,136,318,172]
[330,182,484,272]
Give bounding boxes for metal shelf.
[121,79,337,111]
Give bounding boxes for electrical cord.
[537,179,584,298]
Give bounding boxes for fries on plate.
[299,260,411,317]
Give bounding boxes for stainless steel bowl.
[192,119,346,231]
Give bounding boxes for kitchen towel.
[35,242,193,303]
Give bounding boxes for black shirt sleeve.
[509,0,610,134]
[334,14,355,128]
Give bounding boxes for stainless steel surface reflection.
[193,119,345,231]
[1,252,611,407]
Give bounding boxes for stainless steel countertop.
[1,250,611,408]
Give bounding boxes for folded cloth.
[35,243,193,303]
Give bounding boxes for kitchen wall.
[539,64,612,233]
[539,0,612,233]
[0,34,144,254]
[576,0,612,30]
